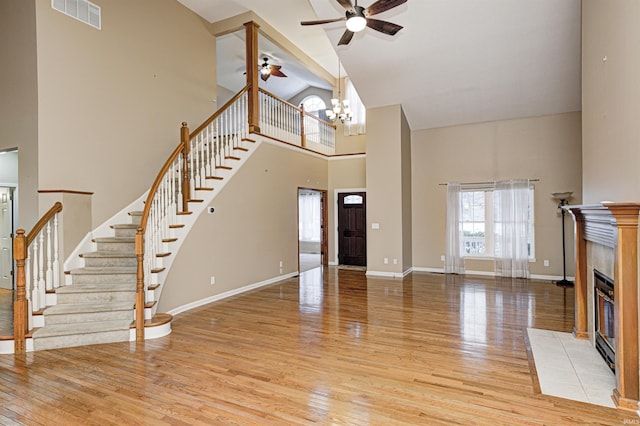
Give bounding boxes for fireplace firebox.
[594,269,615,372]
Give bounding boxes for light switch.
[372,223,380,229]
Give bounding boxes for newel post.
[181,122,190,212]
[300,104,307,148]
[13,229,28,354]
[135,229,145,341]
[245,21,260,133]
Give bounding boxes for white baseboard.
[167,272,298,317]
[0,338,34,355]
[365,268,411,279]
[411,266,573,282]
[131,321,172,341]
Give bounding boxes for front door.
[0,187,13,290]
[338,192,366,266]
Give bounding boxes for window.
[460,187,534,259]
[301,96,326,116]
[344,78,366,135]
[461,191,492,256]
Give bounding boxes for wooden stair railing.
[134,86,250,340]
[132,80,337,341]
[14,201,63,354]
[258,88,336,154]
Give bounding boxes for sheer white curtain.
[344,78,366,136]
[494,179,530,278]
[299,191,321,242]
[445,183,465,274]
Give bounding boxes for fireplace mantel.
[567,203,640,412]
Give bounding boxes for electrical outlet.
[393,258,398,265]
[210,276,216,285]
[544,260,549,267]
[441,255,445,261]
[383,258,388,264]
[279,260,283,268]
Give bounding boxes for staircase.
[31,132,260,351]
[32,214,141,350]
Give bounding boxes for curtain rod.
[438,179,540,186]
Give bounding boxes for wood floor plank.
[0,269,636,424]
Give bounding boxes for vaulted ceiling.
[178,0,582,131]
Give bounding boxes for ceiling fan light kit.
[301,0,407,46]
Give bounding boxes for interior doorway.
[337,191,367,267]
[0,187,14,290]
[298,188,327,273]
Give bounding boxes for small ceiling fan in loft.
[301,0,407,46]
[258,57,287,82]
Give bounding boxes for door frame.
[297,187,328,271]
[333,188,366,266]
[0,185,16,290]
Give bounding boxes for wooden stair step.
[234,147,249,152]
[130,313,172,328]
[177,211,192,215]
[225,156,241,161]
[151,267,166,274]
[216,166,232,170]
[169,224,185,229]
[206,176,224,180]
[195,187,214,191]
[144,301,157,309]
[147,283,161,291]
[187,199,204,203]
[162,238,177,243]
[156,252,171,258]
[242,138,256,143]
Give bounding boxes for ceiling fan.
[301,0,407,46]
[259,57,287,82]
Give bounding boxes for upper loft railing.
[259,88,336,155]
[13,202,63,353]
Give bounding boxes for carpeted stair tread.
[81,251,137,258]
[111,224,138,229]
[44,302,133,315]
[56,283,136,293]
[93,237,135,243]
[33,319,132,338]
[70,267,136,275]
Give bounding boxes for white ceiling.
[178,0,582,131]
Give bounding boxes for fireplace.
[594,269,615,372]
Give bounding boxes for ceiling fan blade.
[270,68,287,78]
[301,17,346,26]
[336,0,355,13]
[364,0,407,17]
[366,18,403,36]
[338,29,355,46]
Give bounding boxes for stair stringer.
[146,136,263,318]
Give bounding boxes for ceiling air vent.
[52,0,101,30]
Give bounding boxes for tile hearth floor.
[527,328,616,408]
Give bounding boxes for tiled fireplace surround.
[567,203,640,412]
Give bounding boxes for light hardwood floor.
[0,269,636,425]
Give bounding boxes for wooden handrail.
[14,201,63,354]
[26,202,63,245]
[190,86,250,139]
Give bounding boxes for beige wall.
[158,142,328,312]
[366,104,406,274]
[582,0,640,203]
[34,0,217,228]
[0,0,39,229]
[411,112,582,277]
[327,157,366,263]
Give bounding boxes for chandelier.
[326,61,352,123]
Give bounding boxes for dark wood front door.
[338,192,366,266]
